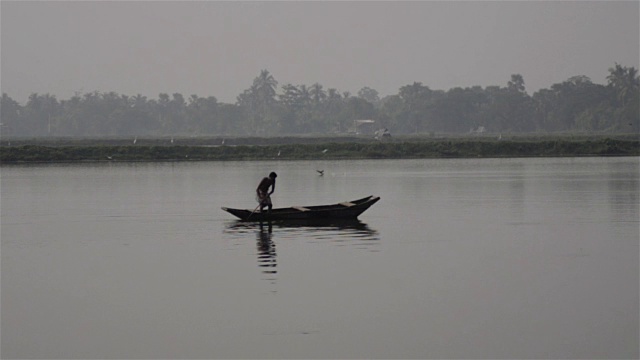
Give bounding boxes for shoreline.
[1,135,638,163]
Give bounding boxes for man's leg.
[258,193,266,213]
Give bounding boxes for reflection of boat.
[225,218,376,233]
[224,218,379,244]
[221,195,380,222]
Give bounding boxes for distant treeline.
[1,63,638,137]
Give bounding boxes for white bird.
[316,170,324,176]
[171,137,174,144]
[277,150,281,156]
[322,149,328,153]
[133,137,137,144]
[106,156,113,160]
[221,139,225,145]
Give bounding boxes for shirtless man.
[256,172,277,214]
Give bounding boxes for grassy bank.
[1,135,638,163]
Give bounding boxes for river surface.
[2,157,638,359]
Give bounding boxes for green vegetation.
[1,64,638,138]
[1,135,637,163]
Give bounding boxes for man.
[256,172,277,214]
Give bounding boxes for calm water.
[2,157,638,359]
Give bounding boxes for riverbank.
[1,135,638,163]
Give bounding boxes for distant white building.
[470,126,486,134]
[353,119,376,134]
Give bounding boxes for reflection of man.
[257,223,277,276]
[256,172,277,214]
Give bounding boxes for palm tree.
[310,83,326,106]
[253,69,278,104]
[237,70,280,135]
[607,63,639,107]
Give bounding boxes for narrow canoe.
[222,195,380,221]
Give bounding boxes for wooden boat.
[222,195,380,221]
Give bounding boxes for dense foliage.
[1,64,638,137]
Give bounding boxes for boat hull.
[222,195,380,221]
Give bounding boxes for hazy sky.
[2,1,638,104]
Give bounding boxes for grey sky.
[2,1,638,104]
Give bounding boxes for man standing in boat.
[256,172,277,214]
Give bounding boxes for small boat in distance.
[222,195,380,222]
